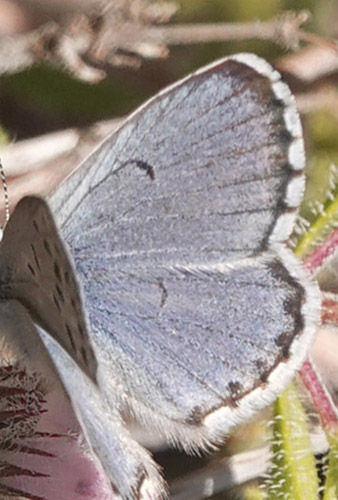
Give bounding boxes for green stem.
[267,382,318,500]
[295,195,338,259]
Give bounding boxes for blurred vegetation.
[0,0,336,139]
[1,0,338,220]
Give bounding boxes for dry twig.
[278,43,338,83]
[0,7,318,83]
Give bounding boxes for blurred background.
[0,0,335,137]
[0,1,338,498]
[0,0,338,222]
[1,0,338,220]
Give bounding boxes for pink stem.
[300,360,338,430]
[303,227,338,274]
[298,227,338,426]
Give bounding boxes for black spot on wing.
[158,279,168,308]
[132,159,155,180]
[65,322,76,352]
[27,263,36,277]
[30,244,41,271]
[32,219,40,233]
[55,283,65,303]
[43,239,52,256]
[54,261,62,282]
[52,292,61,313]
[64,270,70,285]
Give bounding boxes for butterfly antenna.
[0,158,10,231]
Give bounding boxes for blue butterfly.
[0,53,320,499]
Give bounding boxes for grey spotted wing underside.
[0,197,97,383]
[82,256,305,423]
[50,54,320,444]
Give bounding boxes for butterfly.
[0,53,321,499]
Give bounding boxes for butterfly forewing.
[53,56,301,258]
[0,197,97,383]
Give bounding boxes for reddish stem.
[303,227,338,273]
[300,360,338,430]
